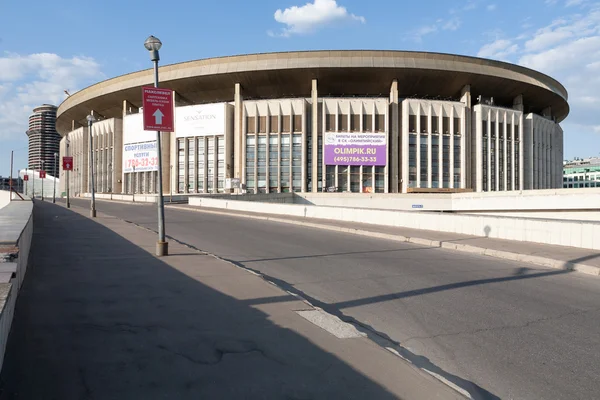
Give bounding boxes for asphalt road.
[69,198,600,400]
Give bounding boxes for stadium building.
[55,50,568,196]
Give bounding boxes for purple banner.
[324,132,387,166]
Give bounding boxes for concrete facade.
[55,50,569,196]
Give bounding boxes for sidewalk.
[0,201,464,400]
[171,204,600,277]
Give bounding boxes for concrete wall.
[0,192,9,210]
[0,200,34,373]
[188,196,600,251]
[81,193,190,203]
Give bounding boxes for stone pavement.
[0,201,463,400]
[172,204,600,276]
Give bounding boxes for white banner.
[123,141,158,173]
[123,112,156,144]
[123,113,158,173]
[176,103,225,138]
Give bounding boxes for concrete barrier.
[0,199,33,373]
[0,191,9,211]
[188,196,600,251]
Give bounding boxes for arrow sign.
[142,87,174,132]
[63,156,73,170]
[153,109,164,125]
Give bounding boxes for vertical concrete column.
[401,101,409,193]
[520,114,525,191]
[461,85,471,188]
[311,79,319,192]
[183,138,189,193]
[114,118,123,194]
[449,108,455,189]
[511,114,516,191]
[389,80,399,193]
[302,101,307,193]
[427,103,432,188]
[513,95,524,112]
[487,114,492,191]
[503,113,508,191]
[234,83,243,181]
[438,104,443,189]
[495,112,500,192]
[416,105,421,188]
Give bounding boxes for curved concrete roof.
[56,50,569,134]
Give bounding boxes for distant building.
[563,157,600,188]
[26,104,60,177]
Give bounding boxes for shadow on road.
[0,202,402,400]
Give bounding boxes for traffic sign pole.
[153,61,167,256]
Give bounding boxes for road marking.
[296,309,366,339]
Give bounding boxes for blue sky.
[1,0,599,176]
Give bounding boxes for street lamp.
[53,152,58,203]
[144,35,168,256]
[66,136,71,208]
[87,114,97,218]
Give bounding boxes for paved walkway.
[172,204,600,275]
[0,201,463,400]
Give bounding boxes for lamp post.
[170,164,173,203]
[53,152,58,203]
[66,137,71,208]
[87,114,97,218]
[132,165,136,202]
[144,35,168,256]
[41,160,45,201]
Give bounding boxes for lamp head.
[144,35,162,62]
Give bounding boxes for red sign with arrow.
[142,87,174,132]
[63,156,73,171]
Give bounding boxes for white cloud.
[443,18,461,31]
[487,4,497,11]
[271,0,365,37]
[476,3,600,138]
[477,39,519,59]
[0,52,103,141]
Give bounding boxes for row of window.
[408,133,461,189]
[481,121,520,191]
[324,114,386,132]
[408,115,461,135]
[247,115,303,134]
[563,175,600,182]
[176,136,226,193]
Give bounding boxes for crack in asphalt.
[156,344,281,366]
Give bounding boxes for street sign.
[23,175,29,181]
[39,170,46,179]
[63,156,73,171]
[142,87,174,132]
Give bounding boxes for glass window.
[269,116,278,133]
[197,138,205,191]
[257,135,267,192]
[362,166,373,193]
[280,134,290,192]
[443,135,450,188]
[246,116,256,134]
[420,115,428,133]
[409,114,417,133]
[432,116,439,134]
[269,135,278,191]
[325,114,335,132]
[350,166,360,192]
[363,114,373,132]
[187,138,195,192]
[293,115,302,132]
[442,116,450,134]
[431,135,439,188]
[282,116,291,133]
[292,134,302,192]
[375,166,385,193]
[375,114,385,132]
[245,135,255,192]
[258,117,267,134]
[420,135,428,187]
[217,136,225,193]
[338,166,348,192]
[454,117,461,135]
[351,114,360,132]
[177,138,185,193]
[454,136,461,188]
[325,165,335,191]
[207,137,215,192]
[338,114,348,132]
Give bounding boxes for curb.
[167,204,600,277]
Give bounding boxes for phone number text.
[333,156,378,163]
[126,157,159,168]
